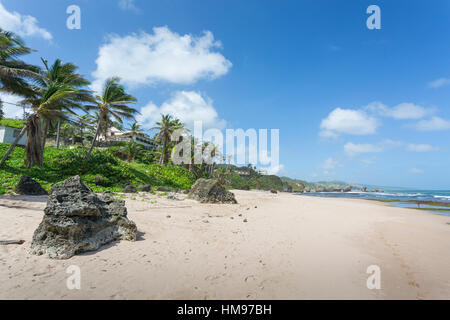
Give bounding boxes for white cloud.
[414,117,450,131]
[365,101,432,119]
[319,157,340,170]
[118,0,139,13]
[91,26,232,92]
[410,168,424,174]
[344,142,383,157]
[406,144,439,152]
[428,77,450,88]
[265,164,285,175]
[0,92,25,119]
[320,108,379,137]
[0,3,52,40]
[137,91,226,131]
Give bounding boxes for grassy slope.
[0,143,195,195]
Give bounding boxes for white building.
[0,124,26,146]
[101,127,156,149]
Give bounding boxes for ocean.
[297,189,450,217]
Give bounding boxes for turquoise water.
[297,189,450,217]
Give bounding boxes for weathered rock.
[15,176,48,196]
[30,176,137,259]
[122,185,137,193]
[156,187,171,192]
[343,186,352,192]
[138,185,152,192]
[375,188,384,193]
[270,190,278,194]
[182,189,190,194]
[94,176,106,187]
[188,179,237,204]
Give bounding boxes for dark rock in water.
[94,176,106,186]
[188,179,237,204]
[361,187,367,192]
[270,190,278,194]
[156,187,171,192]
[30,176,137,259]
[375,188,384,193]
[15,176,48,196]
[138,185,152,192]
[122,185,137,193]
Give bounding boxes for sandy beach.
[0,190,449,300]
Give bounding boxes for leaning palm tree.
[0,83,81,167]
[85,77,137,161]
[0,29,40,97]
[152,114,185,165]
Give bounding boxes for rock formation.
[122,185,137,193]
[15,176,48,196]
[30,176,137,259]
[188,179,237,204]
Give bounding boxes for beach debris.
[188,179,237,204]
[0,240,25,245]
[270,190,278,194]
[166,215,171,219]
[14,176,48,196]
[122,185,138,193]
[243,219,248,223]
[30,176,137,259]
[138,185,152,192]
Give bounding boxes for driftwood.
[0,240,25,245]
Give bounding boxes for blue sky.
[1,0,449,189]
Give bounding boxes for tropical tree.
[0,99,4,120]
[85,77,137,161]
[37,58,93,148]
[120,142,145,162]
[124,121,148,142]
[0,29,39,97]
[152,114,185,165]
[0,82,83,167]
[74,113,94,145]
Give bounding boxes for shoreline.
[1,190,449,300]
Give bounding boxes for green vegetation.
[0,143,195,195]
[0,118,24,128]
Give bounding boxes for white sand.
[0,190,449,300]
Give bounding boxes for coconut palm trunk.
[56,120,61,149]
[42,118,49,149]
[0,125,27,167]
[25,113,44,168]
[86,116,103,161]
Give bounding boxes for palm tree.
[37,58,92,148]
[152,114,185,165]
[85,77,137,161]
[0,82,82,167]
[74,113,94,145]
[0,29,40,97]
[124,121,148,142]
